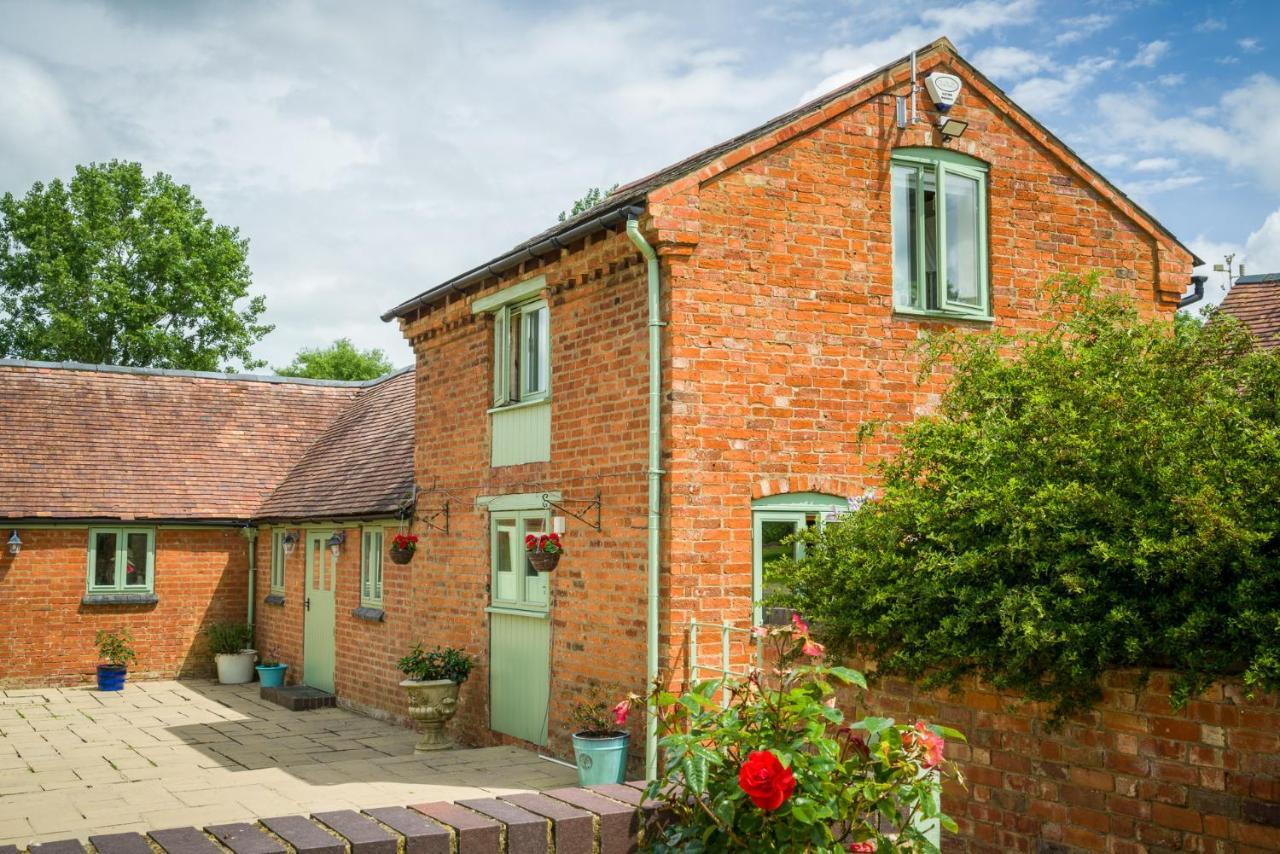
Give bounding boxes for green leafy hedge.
[775,275,1280,720]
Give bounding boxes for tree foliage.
[0,161,271,370]
[557,184,618,222]
[275,338,393,381]
[775,274,1280,720]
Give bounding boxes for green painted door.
[303,531,337,693]
[488,509,551,745]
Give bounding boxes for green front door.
[303,531,337,692]
[488,509,551,745]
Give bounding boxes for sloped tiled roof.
[256,368,416,520]
[1217,276,1280,350]
[0,360,413,522]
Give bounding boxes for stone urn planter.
[215,650,257,684]
[400,678,460,751]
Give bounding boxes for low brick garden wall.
[4,784,659,854]
[861,668,1280,853]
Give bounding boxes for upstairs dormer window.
[891,147,990,319]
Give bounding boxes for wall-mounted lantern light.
[7,530,21,556]
[282,531,300,556]
[327,531,345,559]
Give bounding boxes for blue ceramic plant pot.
[256,663,288,688]
[571,732,630,786]
[96,664,127,692]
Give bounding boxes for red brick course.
[856,669,1280,853]
[0,527,248,685]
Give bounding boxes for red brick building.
[0,362,413,686]
[377,37,1199,769]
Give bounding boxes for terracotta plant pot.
[528,550,561,572]
[389,545,414,565]
[401,678,461,751]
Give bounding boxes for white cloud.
[1132,157,1178,172]
[0,51,81,172]
[1195,17,1226,33]
[802,0,1038,101]
[1128,40,1170,68]
[1094,74,1280,191]
[1238,38,1262,53]
[1010,56,1116,113]
[1054,14,1114,45]
[1189,211,1280,309]
[1244,210,1280,273]
[1121,174,1203,195]
[971,46,1051,80]
[1155,73,1185,87]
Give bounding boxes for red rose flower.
[902,721,945,769]
[737,750,796,811]
[847,842,875,852]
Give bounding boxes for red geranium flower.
[737,750,796,811]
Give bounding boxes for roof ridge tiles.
[0,358,413,388]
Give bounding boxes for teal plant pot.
[571,732,630,786]
[256,663,288,688]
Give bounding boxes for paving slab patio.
[0,681,576,846]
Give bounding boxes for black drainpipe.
[1179,275,1208,308]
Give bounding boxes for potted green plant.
[94,629,137,691]
[389,532,417,565]
[525,531,563,572]
[397,644,473,751]
[571,684,637,785]
[205,622,256,684]
[255,648,288,688]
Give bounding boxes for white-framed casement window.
[493,298,550,407]
[489,509,551,612]
[891,147,990,319]
[87,528,155,594]
[269,530,286,594]
[361,527,384,608]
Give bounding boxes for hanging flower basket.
[390,533,418,565]
[525,532,564,573]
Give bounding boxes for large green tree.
[0,161,271,370]
[275,338,394,381]
[775,275,1280,720]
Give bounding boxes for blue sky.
[0,0,1276,368]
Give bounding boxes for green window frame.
[492,298,550,407]
[87,527,155,594]
[750,494,852,625]
[489,509,551,612]
[891,147,990,319]
[361,527,384,608]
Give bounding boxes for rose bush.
[644,621,963,852]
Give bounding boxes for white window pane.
[892,165,919,308]
[945,172,982,307]
[125,533,148,587]
[495,521,516,600]
[922,169,938,307]
[94,531,117,587]
[524,306,547,396]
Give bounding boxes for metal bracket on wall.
[542,489,602,532]
[418,500,450,534]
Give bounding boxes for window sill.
[487,397,551,415]
[263,593,286,607]
[82,592,158,606]
[892,306,994,324]
[352,606,385,622]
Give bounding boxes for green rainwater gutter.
[243,527,258,630]
[626,215,662,780]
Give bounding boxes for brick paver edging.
[8,782,665,854]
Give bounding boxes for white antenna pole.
[910,51,918,124]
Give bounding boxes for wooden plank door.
[303,531,337,692]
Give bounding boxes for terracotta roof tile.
[0,361,412,522]
[255,370,415,520]
[1218,279,1280,351]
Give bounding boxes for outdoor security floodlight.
[6,530,20,556]
[938,117,969,139]
[327,531,345,558]
[282,530,299,556]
